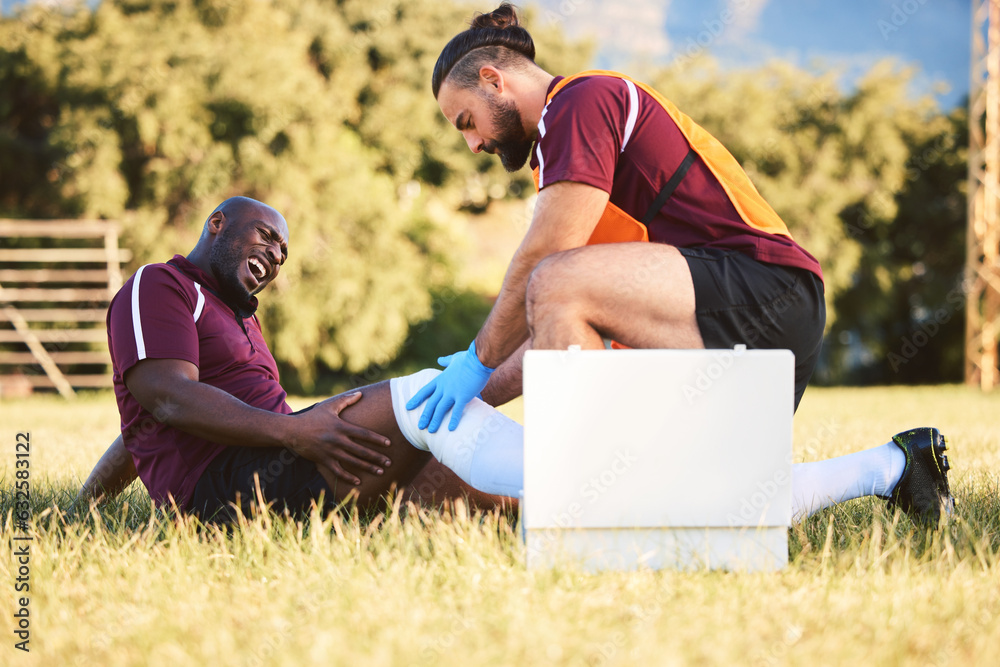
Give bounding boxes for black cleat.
[881,427,954,523]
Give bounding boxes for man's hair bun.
[470,3,520,31]
[432,4,536,98]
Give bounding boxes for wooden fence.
[0,220,131,398]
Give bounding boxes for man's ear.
[206,211,226,236]
[479,65,505,93]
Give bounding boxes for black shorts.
[188,405,336,522]
[679,247,826,411]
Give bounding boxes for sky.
[532,0,972,111]
[2,0,974,110]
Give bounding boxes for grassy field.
[1,385,999,666]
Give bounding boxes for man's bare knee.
[526,251,584,324]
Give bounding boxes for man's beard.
[486,97,534,172]
[209,229,255,311]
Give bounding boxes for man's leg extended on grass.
[387,372,956,522]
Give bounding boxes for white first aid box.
[522,348,794,572]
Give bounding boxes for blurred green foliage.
[0,0,584,391]
[825,107,967,384]
[0,1,966,388]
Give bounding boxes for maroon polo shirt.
[530,74,823,278]
[107,255,292,508]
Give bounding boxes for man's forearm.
[481,338,529,406]
[474,246,540,368]
[474,182,609,368]
[143,376,301,448]
[77,388,295,505]
[77,434,137,504]
[125,358,393,486]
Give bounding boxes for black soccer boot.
[880,427,954,524]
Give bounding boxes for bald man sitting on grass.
[80,196,517,520]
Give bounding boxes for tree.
[826,107,967,384]
[2,4,966,387]
[0,0,586,390]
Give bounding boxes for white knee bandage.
[390,369,524,497]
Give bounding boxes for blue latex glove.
[406,340,495,433]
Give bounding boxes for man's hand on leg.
[286,391,392,486]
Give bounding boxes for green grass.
[1,386,999,666]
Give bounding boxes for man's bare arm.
[125,358,392,485]
[474,182,608,368]
[480,337,530,407]
[76,435,137,505]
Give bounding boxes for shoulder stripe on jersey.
[131,265,149,361]
[535,105,550,189]
[192,283,205,322]
[621,79,639,152]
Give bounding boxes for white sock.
[390,370,524,497]
[791,441,906,521]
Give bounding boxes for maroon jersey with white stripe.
[530,74,822,277]
[107,255,292,508]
